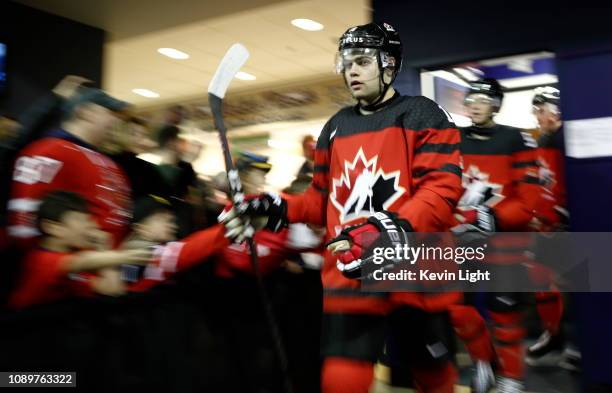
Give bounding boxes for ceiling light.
[235,71,256,81]
[132,88,160,98]
[157,47,190,59]
[291,18,324,31]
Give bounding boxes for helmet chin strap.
[357,70,398,112]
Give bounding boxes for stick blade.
[207,43,250,99]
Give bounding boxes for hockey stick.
[208,43,293,393]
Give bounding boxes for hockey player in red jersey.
[221,23,463,393]
[529,87,567,232]
[451,78,541,393]
[526,87,574,369]
[8,87,132,248]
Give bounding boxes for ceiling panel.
[97,0,370,106]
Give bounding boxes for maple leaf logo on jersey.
[330,148,405,224]
[458,165,504,209]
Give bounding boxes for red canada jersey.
[286,95,464,313]
[457,124,541,231]
[534,129,566,230]
[8,135,132,247]
[8,249,94,309]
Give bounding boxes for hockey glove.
[218,192,288,243]
[452,205,497,246]
[326,211,413,279]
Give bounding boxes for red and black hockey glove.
[218,192,288,242]
[327,211,413,279]
[452,205,497,246]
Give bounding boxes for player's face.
[61,211,99,250]
[465,94,496,126]
[241,169,266,194]
[87,103,123,143]
[343,54,381,101]
[533,104,560,133]
[137,211,178,243]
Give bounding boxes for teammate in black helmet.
[452,78,541,393]
[221,21,463,393]
[527,87,580,373]
[463,78,504,128]
[532,86,561,138]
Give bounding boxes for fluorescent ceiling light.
[268,139,297,150]
[453,67,480,82]
[235,71,256,81]
[157,47,190,59]
[429,70,470,87]
[132,88,160,98]
[499,74,558,89]
[291,18,324,31]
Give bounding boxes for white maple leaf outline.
[459,164,505,209]
[330,147,406,224]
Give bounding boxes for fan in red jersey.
[8,87,132,248]
[8,191,152,310]
[221,22,463,393]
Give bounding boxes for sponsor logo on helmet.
[342,35,365,44]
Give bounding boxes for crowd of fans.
[0,76,324,392]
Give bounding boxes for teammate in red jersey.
[452,78,541,393]
[222,22,463,393]
[526,87,576,370]
[530,87,567,232]
[7,87,132,248]
[8,191,152,309]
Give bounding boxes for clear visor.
[464,93,500,107]
[532,103,560,116]
[334,48,397,75]
[335,48,378,74]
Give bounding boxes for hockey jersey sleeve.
[285,121,332,226]
[397,99,463,231]
[493,131,540,230]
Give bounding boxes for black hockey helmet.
[465,78,504,108]
[337,22,403,75]
[336,22,403,109]
[532,86,560,106]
